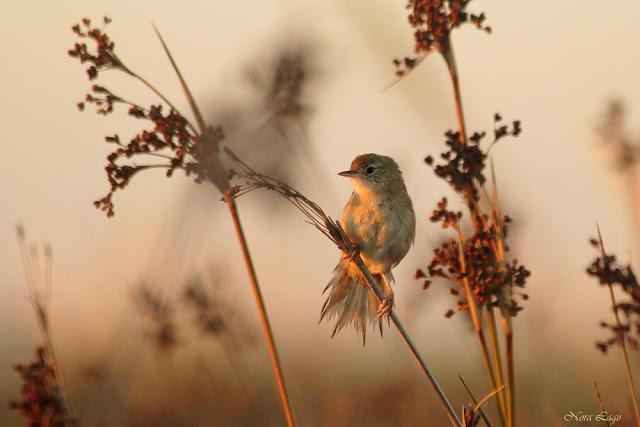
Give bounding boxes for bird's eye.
[366,166,375,175]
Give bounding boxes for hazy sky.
[2,0,640,417]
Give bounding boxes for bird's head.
[338,153,404,195]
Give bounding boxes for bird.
[320,153,416,344]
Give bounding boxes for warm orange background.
[2,1,640,425]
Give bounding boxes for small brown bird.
[320,153,416,343]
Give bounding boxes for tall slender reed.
[586,229,640,426]
[597,100,640,261]
[592,380,613,427]
[394,3,527,426]
[67,18,295,426]
[10,226,77,426]
[607,286,639,425]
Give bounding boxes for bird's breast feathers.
[340,191,415,273]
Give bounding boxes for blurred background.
[2,0,640,425]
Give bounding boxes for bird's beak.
[338,170,358,177]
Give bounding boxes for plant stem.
[114,58,197,134]
[592,379,612,427]
[626,166,640,267]
[455,225,506,426]
[151,24,206,131]
[502,316,515,427]
[608,284,640,426]
[225,196,296,427]
[44,334,76,424]
[486,170,515,427]
[17,231,76,425]
[443,43,467,145]
[444,39,516,427]
[351,255,462,427]
[459,374,493,427]
[488,306,508,427]
[151,26,295,423]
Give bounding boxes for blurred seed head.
[182,272,255,348]
[9,347,73,426]
[210,42,322,202]
[132,283,179,352]
[586,233,640,353]
[597,99,640,170]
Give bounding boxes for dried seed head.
[9,347,77,426]
[68,17,229,216]
[68,17,122,80]
[393,0,491,76]
[419,115,528,318]
[586,232,640,353]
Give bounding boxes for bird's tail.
[320,258,383,345]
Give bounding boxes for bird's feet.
[375,293,394,321]
[343,243,361,262]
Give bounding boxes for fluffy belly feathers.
[340,193,415,274]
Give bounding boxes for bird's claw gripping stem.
[375,294,394,321]
[343,243,361,261]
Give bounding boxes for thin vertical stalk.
[626,167,640,267]
[476,331,504,427]
[472,203,508,427]
[152,27,297,425]
[43,334,76,424]
[17,231,76,425]
[502,316,514,427]
[225,196,296,427]
[454,225,481,334]
[592,380,612,427]
[443,40,514,426]
[455,226,506,427]
[488,306,508,427]
[607,284,640,426]
[351,255,462,427]
[487,168,515,427]
[477,330,505,425]
[152,24,206,131]
[443,43,467,145]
